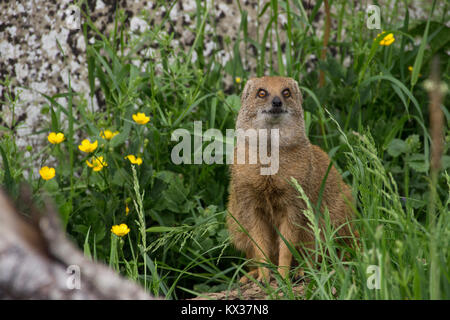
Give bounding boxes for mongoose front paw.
[256,267,271,284]
[239,269,259,284]
[239,268,271,284]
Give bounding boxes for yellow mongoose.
[227,76,355,282]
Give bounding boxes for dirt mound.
[191,280,305,300]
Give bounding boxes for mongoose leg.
[277,216,296,279]
[250,215,272,282]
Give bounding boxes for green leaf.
[83,227,92,260]
[155,170,178,184]
[406,153,429,173]
[144,253,169,296]
[146,226,177,233]
[110,109,133,148]
[0,145,14,194]
[413,266,422,300]
[43,178,59,192]
[225,94,241,113]
[155,171,192,213]
[441,155,450,170]
[411,0,437,86]
[58,201,72,230]
[50,106,59,132]
[111,168,129,186]
[387,139,409,157]
[172,93,215,128]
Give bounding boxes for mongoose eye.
[257,89,268,98]
[282,89,291,98]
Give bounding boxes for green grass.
[0,0,449,299]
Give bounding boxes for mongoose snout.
[227,76,356,283]
[271,96,283,108]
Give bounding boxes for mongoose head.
[237,76,308,146]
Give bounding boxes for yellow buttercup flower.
[376,31,395,46]
[48,132,65,144]
[235,77,241,84]
[86,156,108,171]
[100,130,119,140]
[111,223,130,237]
[125,155,143,165]
[132,112,150,125]
[78,139,98,153]
[125,204,130,215]
[39,166,56,180]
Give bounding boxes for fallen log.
[0,188,152,299]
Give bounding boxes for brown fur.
[227,76,355,282]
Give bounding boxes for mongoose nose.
[272,96,282,108]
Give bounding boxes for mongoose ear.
[290,78,303,105]
[241,78,256,103]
